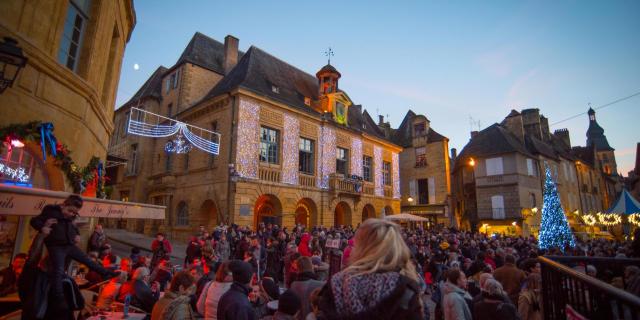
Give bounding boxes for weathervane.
[324,47,334,65]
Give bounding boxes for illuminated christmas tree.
[538,164,575,251]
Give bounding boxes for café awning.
[385,213,430,222]
[0,185,165,219]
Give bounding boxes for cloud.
[504,67,541,107]
[474,46,516,78]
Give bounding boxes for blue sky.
[116,0,640,175]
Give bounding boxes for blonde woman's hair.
[344,218,419,283]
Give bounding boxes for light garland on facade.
[629,213,640,227]
[282,114,299,184]
[597,212,622,226]
[374,146,383,196]
[236,100,260,178]
[392,152,400,199]
[581,214,597,226]
[0,162,30,183]
[350,137,362,177]
[319,126,336,189]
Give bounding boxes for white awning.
[0,185,165,219]
[384,213,430,222]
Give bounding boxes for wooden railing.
[259,167,281,183]
[329,174,363,195]
[363,183,375,195]
[299,174,315,187]
[539,256,640,320]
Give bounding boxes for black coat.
[473,293,519,320]
[30,205,79,247]
[217,282,257,320]
[131,280,159,313]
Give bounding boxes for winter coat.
[290,274,325,320]
[473,292,519,320]
[265,244,282,280]
[120,279,159,313]
[442,282,473,320]
[87,230,107,253]
[217,282,257,320]
[317,271,423,320]
[493,263,526,303]
[30,205,79,247]
[216,240,231,261]
[341,239,354,268]
[96,282,122,309]
[298,234,312,257]
[261,312,297,320]
[518,289,542,320]
[18,233,50,320]
[151,291,195,320]
[197,280,232,319]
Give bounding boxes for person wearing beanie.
[217,260,257,320]
[261,290,301,320]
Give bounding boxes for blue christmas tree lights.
[538,164,575,251]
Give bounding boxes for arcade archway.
[199,199,218,228]
[254,194,282,229]
[334,201,352,227]
[295,198,318,227]
[362,204,375,222]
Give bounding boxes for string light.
[316,126,323,188]
[582,214,597,226]
[236,100,260,178]
[597,212,622,226]
[374,146,383,196]
[319,126,336,189]
[350,138,362,177]
[538,165,575,251]
[0,163,30,183]
[392,152,400,199]
[164,132,192,154]
[282,114,299,184]
[629,213,640,227]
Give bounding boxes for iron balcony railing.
[539,256,640,320]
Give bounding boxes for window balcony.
[329,174,363,196]
[298,174,315,187]
[259,167,281,183]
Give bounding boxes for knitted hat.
[439,241,450,250]
[229,260,253,284]
[278,289,301,315]
[261,277,280,300]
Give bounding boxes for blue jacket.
[217,282,257,320]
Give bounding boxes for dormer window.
[272,85,280,94]
[414,122,426,137]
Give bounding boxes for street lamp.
[407,196,414,203]
[468,158,475,167]
[0,37,27,94]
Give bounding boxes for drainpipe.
[226,95,237,225]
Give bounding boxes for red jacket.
[151,239,172,254]
[298,233,312,257]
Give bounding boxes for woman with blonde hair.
[316,218,424,319]
[518,273,542,320]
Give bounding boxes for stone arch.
[295,198,318,228]
[254,194,283,229]
[199,199,219,229]
[383,205,394,216]
[334,201,352,227]
[362,204,375,222]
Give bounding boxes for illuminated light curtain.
[350,137,363,177]
[319,126,336,189]
[236,100,260,178]
[392,152,400,199]
[282,114,299,184]
[374,146,383,196]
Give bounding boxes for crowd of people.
[1,194,639,320]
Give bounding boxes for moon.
[133,63,139,70]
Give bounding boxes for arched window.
[177,201,189,226]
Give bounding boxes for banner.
[0,185,165,219]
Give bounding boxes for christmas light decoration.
[392,152,400,199]
[538,165,575,251]
[582,214,597,226]
[597,212,622,226]
[236,100,260,178]
[374,146,383,196]
[0,162,30,182]
[282,114,299,184]
[127,108,220,155]
[316,126,323,188]
[629,213,640,227]
[350,137,362,177]
[318,126,336,189]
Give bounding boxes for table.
[0,293,19,303]
[86,311,146,320]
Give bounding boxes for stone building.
[389,111,451,227]
[452,109,615,234]
[108,33,402,241]
[0,0,135,264]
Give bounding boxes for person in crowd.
[484,249,497,270]
[151,259,173,291]
[235,233,251,260]
[151,271,197,320]
[443,268,473,320]
[304,288,322,320]
[216,233,231,261]
[30,195,118,313]
[290,256,324,320]
[118,266,160,313]
[130,247,141,263]
[96,271,129,310]
[466,251,487,277]
[316,218,424,319]
[473,279,518,319]
[151,233,173,267]
[265,237,282,280]
[198,260,233,319]
[0,253,26,297]
[186,235,203,267]
[493,254,526,304]
[469,272,493,299]
[87,224,109,254]
[251,236,267,277]
[340,238,354,269]
[133,255,151,270]
[252,277,280,318]
[518,273,542,320]
[217,260,257,320]
[261,289,302,320]
[189,266,208,312]
[623,265,640,297]
[18,221,55,320]
[284,243,300,288]
[586,264,597,278]
[297,233,312,257]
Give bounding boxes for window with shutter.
[486,157,503,176]
[491,195,505,219]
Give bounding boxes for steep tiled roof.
[120,66,168,108]
[455,123,534,170]
[176,32,244,74]
[391,110,448,147]
[571,145,597,167]
[525,135,558,160]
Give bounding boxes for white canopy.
[384,213,429,222]
[0,185,165,219]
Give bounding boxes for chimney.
[553,128,571,149]
[540,115,550,140]
[502,109,525,142]
[451,148,457,161]
[521,108,542,140]
[223,35,239,75]
[378,115,384,125]
[470,131,479,139]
